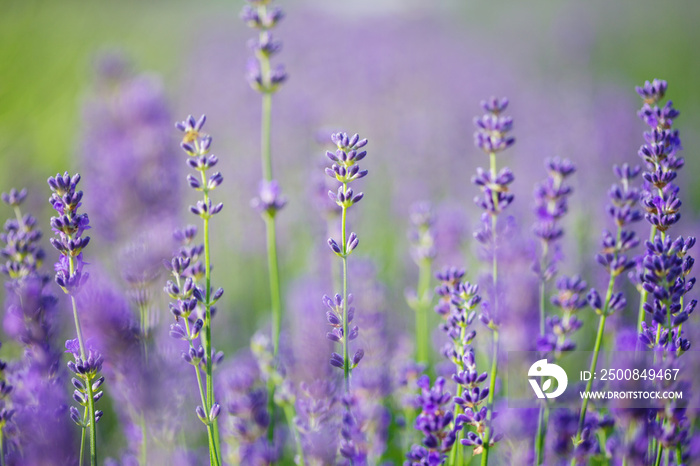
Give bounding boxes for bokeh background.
[1,0,700,463]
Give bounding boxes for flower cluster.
[472,96,515,331]
[241,0,287,94]
[217,356,274,465]
[588,164,641,315]
[251,180,287,218]
[177,115,224,219]
[66,339,105,428]
[532,158,576,281]
[171,115,226,464]
[406,376,455,465]
[537,275,587,355]
[323,132,368,379]
[165,225,224,422]
[408,202,437,266]
[48,172,105,458]
[636,79,683,233]
[48,173,91,294]
[454,349,499,455]
[637,236,696,351]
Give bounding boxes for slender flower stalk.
[530,158,576,464]
[173,115,225,465]
[323,131,369,462]
[406,202,436,370]
[241,0,288,444]
[631,80,694,463]
[633,79,683,336]
[471,97,515,465]
[47,173,103,466]
[570,164,641,464]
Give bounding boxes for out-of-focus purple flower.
[537,275,587,355]
[217,354,276,465]
[406,375,455,465]
[532,157,576,282]
[251,180,287,216]
[241,0,288,94]
[48,172,105,463]
[82,52,179,244]
[1,189,77,463]
[295,380,340,464]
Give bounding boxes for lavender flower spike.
[323,131,369,394]
[174,115,224,465]
[242,0,289,446]
[48,172,102,466]
[570,160,642,464]
[471,97,515,465]
[406,202,436,369]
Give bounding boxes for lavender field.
[1,0,700,465]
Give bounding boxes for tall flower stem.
[481,150,500,466]
[415,258,431,368]
[481,330,499,466]
[69,256,97,466]
[534,276,547,464]
[571,246,619,465]
[184,314,220,466]
[201,193,223,464]
[341,185,350,392]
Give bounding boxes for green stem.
[257,22,283,448]
[448,327,466,466]
[341,191,350,393]
[185,318,220,466]
[140,412,147,466]
[79,411,87,466]
[282,404,306,466]
[653,442,662,466]
[570,313,608,466]
[481,330,499,466]
[534,403,548,465]
[68,255,97,466]
[481,151,499,466]
[415,259,431,368]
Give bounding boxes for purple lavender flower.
[532,158,576,282]
[164,223,223,465]
[630,80,694,463]
[323,132,368,388]
[48,172,103,466]
[82,52,179,245]
[536,275,587,355]
[406,375,455,465]
[571,160,642,460]
[471,97,516,463]
[241,0,287,95]
[1,189,76,463]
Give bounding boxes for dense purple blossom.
[1,189,76,463]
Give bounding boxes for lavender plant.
[570,162,641,463]
[471,97,515,465]
[631,80,695,464]
[323,131,368,462]
[1,189,76,463]
[241,0,288,443]
[170,115,225,465]
[47,173,103,466]
[406,202,436,370]
[530,158,577,464]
